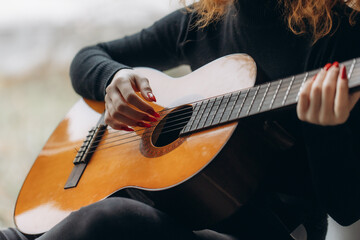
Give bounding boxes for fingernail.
[143,115,158,122]
[137,122,152,128]
[312,73,318,81]
[341,65,347,80]
[332,61,339,68]
[324,63,332,71]
[147,92,157,102]
[147,109,161,118]
[120,126,134,132]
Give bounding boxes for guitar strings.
[81,91,251,151]
[77,83,299,155]
[87,81,302,143]
[79,111,195,152]
[75,71,360,155]
[85,123,203,155]
[88,68,324,141]
[74,97,213,152]
[77,88,259,153]
[91,79,306,142]
[78,84,360,157]
[87,93,219,139]
[75,76,313,153]
[74,93,227,152]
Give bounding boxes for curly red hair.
[181,0,360,42]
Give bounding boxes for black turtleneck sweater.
[70,1,360,239]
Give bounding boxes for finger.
[297,74,314,121]
[107,102,149,128]
[319,62,339,124]
[107,87,158,123]
[307,67,328,123]
[106,96,154,130]
[104,97,132,130]
[105,111,134,131]
[132,76,157,102]
[116,79,159,117]
[334,65,350,122]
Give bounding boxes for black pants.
[2,197,294,240]
[38,198,240,240]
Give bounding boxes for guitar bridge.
[64,121,107,189]
[73,125,107,164]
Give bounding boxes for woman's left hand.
[297,62,360,126]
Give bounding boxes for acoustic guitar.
[14,54,360,235]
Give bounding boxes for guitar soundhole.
[151,105,193,147]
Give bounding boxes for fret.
[204,96,224,128]
[282,76,295,106]
[343,59,355,69]
[287,74,305,93]
[239,88,257,118]
[272,77,293,109]
[229,89,249,121]
[258,82,270,112]
[212,94,231,124]
[248,84,269,115]
[348,59,360,89]
[213,93,231,125]
[211,95,226,125]
[246,86,260,116]
[285,75,302,105]
[182,103,201,133]
[259,82,278,112]
[269,79,282,109]
[286,72,306,100]
[190,100,208,131]
[296,72,309,102]
[219,92,240,123]
[197,98,215,129]
[290,70,320,103]
[349,59,357,79]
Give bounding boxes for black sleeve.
[70,8,191,100]
[302,103,360,226]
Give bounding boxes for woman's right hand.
[104,69,160,131]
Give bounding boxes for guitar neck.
[181,58,360,135]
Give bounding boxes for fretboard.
[181,58,360,135]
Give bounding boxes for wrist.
[104,66,133,97]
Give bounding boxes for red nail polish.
[341,66,347,79]
[121,126,134,132]
[147,92,157,102]
[143,115,158,122]
[324,63,332,71]
[147,109,161,118]
[332,61,339,68]
[137,122,152,128]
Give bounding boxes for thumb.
[135,76,156,102]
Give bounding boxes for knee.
[74,197,151,228]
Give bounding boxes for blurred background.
[0,0,359,239]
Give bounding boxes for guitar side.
[14,54,260,235]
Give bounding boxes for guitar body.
[14,54,276,235]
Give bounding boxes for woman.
[2,0,360,239]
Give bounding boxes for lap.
[37,197,240,240]
[6,195,295,240]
